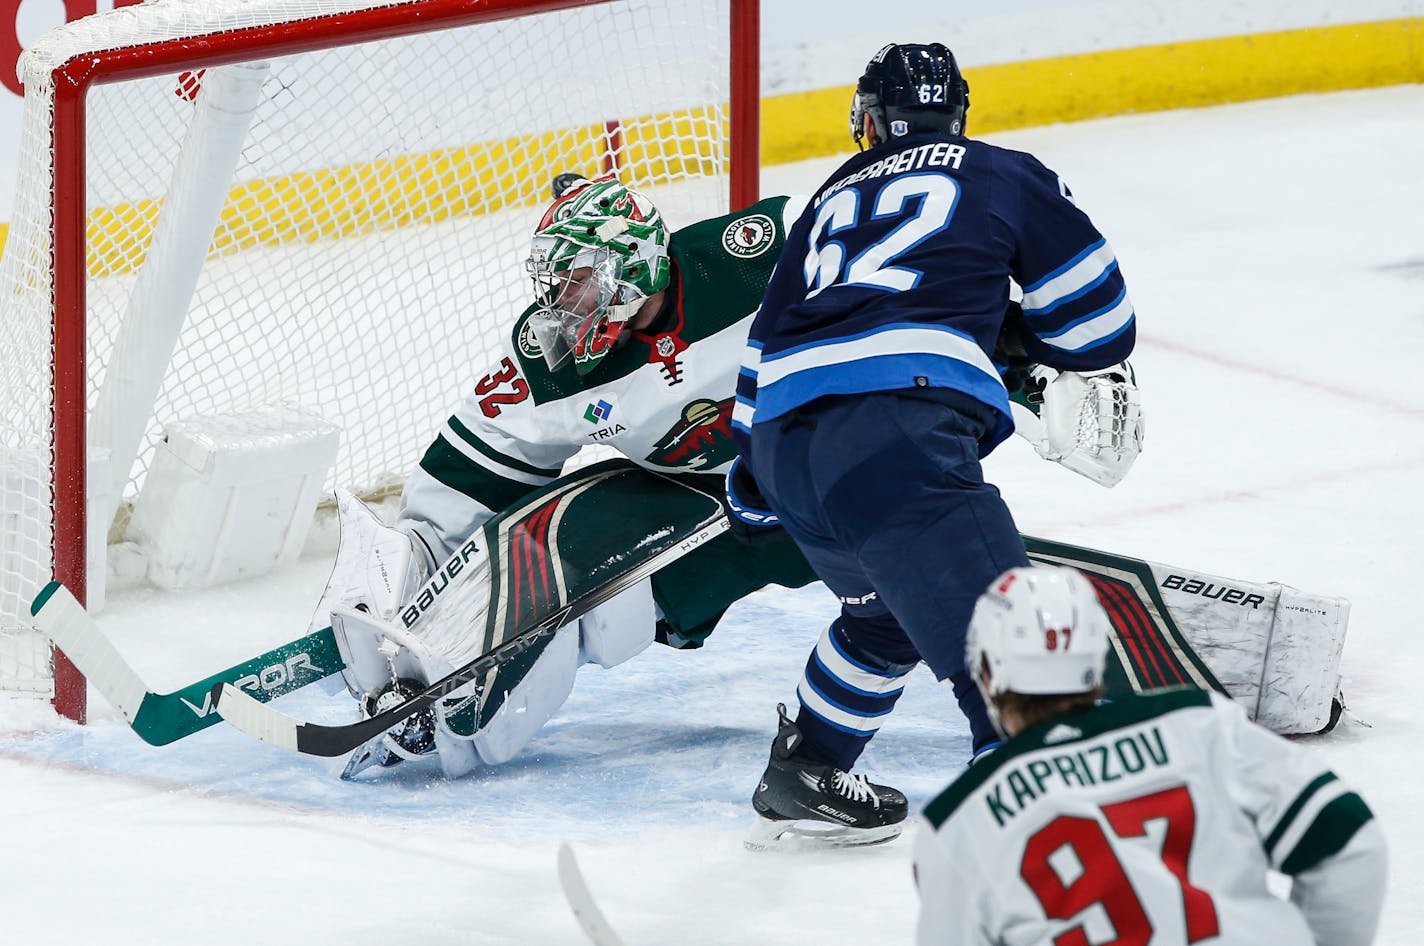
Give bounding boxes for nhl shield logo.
[721,214,776,258]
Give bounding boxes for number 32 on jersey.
[802,172,960,297]
[476,356,530,418]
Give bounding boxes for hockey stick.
[26,461,716,748]
[211,497,729,757]
[558,843,629,946]
[29,582,340,746]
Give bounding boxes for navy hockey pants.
[749,389,1028,767]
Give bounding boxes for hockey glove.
[722,456,784,544]
[309,488,427,638]
[1010,361,1144,488]
[992,301,1035,395]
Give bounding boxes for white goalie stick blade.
[31,582,147,722]
[743,816,902,853]
[557,842,629,946]
[213,683,300,749]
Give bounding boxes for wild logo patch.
[645,397,737,471]
[517,319,543,359]
[721,213,776,258]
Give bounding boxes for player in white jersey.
[915,565,1386,946]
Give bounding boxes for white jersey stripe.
[1038,290,1135,353]
[439,421,555,488]
[1268,777,1352,870]
[1021,239,1118,314]
[755,324,999,388]
[731,397,756,432]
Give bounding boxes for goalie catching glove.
[1011,362,1144,488]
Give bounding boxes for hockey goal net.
[0,0,758,722]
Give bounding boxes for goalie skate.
[341,677,438,779]
[744,704,907,852]
[331,606,478,779]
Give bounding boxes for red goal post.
[0,0,760,723]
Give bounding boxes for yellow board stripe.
[761,17,1424,164]
[1,19,1420,268]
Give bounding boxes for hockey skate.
[340,677,439,779]
[745,703,907,851]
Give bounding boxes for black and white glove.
[722,456,783,544]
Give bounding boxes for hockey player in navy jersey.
[732,42,1144,848]
[916,565,1386,946]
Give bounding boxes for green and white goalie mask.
[525,176,671,374]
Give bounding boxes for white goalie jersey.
[914,689,1385,946]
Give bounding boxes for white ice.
[3,85,1423,944]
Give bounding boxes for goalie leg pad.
[433,582,654,768]
[470,624,581,766]
[577,578,656,669]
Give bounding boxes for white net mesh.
[0,0,733,700]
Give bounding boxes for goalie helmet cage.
[0,0,760,723]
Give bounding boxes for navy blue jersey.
[734,132,1136,455]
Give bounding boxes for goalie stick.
[29,581,339,746]
[29,462,1348,745]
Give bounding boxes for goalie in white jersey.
[915,565,1386,946]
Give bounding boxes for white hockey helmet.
[966,565,1111,698]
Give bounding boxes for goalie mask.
[851,42,970,149]
[525,175,671,374]
[966,565,1111,704]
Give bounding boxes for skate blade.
[339,733,397,780]
[743,816,902,852]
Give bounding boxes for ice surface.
[2,86,1422,944]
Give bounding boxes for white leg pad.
[471,623,580,766]
[577,578,657,669]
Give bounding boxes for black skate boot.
[340,677,438,779]
[746,703,907,851]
